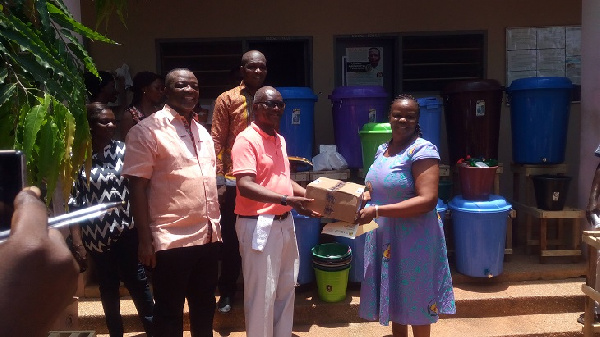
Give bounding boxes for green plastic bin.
[312,243,352,302]
[359,122,392,170]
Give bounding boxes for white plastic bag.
[312,151,348,171]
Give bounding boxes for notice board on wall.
[506,26,581,100]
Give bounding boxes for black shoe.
[577,312,600,325]
[217,296,232,313]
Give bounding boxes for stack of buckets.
[506,77,574,210]
[312,242,352,302]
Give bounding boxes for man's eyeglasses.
[256,100,286,109]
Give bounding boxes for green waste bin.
[312,243,352,302]
[359,122,392,170]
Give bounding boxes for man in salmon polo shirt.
[231,86,320,337]
[123,68,222,337]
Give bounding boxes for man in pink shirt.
[231,86,319,337]
[123,68,222,337]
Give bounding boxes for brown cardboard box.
[305,177,365,223]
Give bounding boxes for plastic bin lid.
[506,77,573,92]
[417,97,442,107]
[436,199,448,212]
[291,209,309,219]
[359,122,392,134]
[329,85,388,101]
[442,79,502,94]
[448,194,512,213]
[276,87,318,101]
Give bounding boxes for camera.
[0,150,26,231]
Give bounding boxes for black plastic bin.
[531,174,572,211]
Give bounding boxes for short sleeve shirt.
[122,105,221,251]
[231,122,293,215]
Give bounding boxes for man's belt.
[238,212,290,221]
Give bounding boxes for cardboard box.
[305,177,365,223]
[322,220,378,239]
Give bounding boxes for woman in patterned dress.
[70,103,154,337]
[356,94,455,337]
[120,71,164,139]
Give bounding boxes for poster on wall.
[344,47,383,86]
[506,25,581,101]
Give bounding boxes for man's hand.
[138,238,156,269]
[288,196,320,218]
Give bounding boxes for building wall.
[81,0,582,200]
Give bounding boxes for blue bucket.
[329,86,389,168]
[292,209,321,285]
[507,77,573,164]
[417,97,442,152]
[277,87,318,161]
[335,234,366,283]
[436,198,448,220]
[449,195,511,278]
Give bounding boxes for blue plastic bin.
[335,234,366,283]
[417,97,443,152]
[436,198,448,220]
[506,77,573,164]
[292,209,321,285]
[449,195,511,278]
[277,87,318,160]
[329,86,389,168]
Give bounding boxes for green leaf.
[0,99,17,149]
[37,116,63,201]
[34,0,51,33]
[0,83,17,107]
[47,3,118,44]
[0,68,8,83]
[0,18,72,80]
[23,95,48,162]
[61,30,99,75]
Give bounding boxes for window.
[157,37,312,100]
[335,32,486,95]
[401,33,485,92]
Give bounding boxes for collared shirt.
[69,140,133,253]
[231,122,293,216]
[122,104,221,251]
[211,82,255,185]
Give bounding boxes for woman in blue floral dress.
[357,94,455,337]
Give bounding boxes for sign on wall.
[506,26,581,88]
[343,47,384,86]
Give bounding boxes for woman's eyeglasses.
[257,100,286,109]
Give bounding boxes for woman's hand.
[357,205,378,224]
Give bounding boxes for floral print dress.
[359,138,456,326]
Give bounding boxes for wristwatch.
[280,195,288,206]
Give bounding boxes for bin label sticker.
[475,100,485,117]
[553,192,560,201]
[368,108,377,122]
[292,109,301,125]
